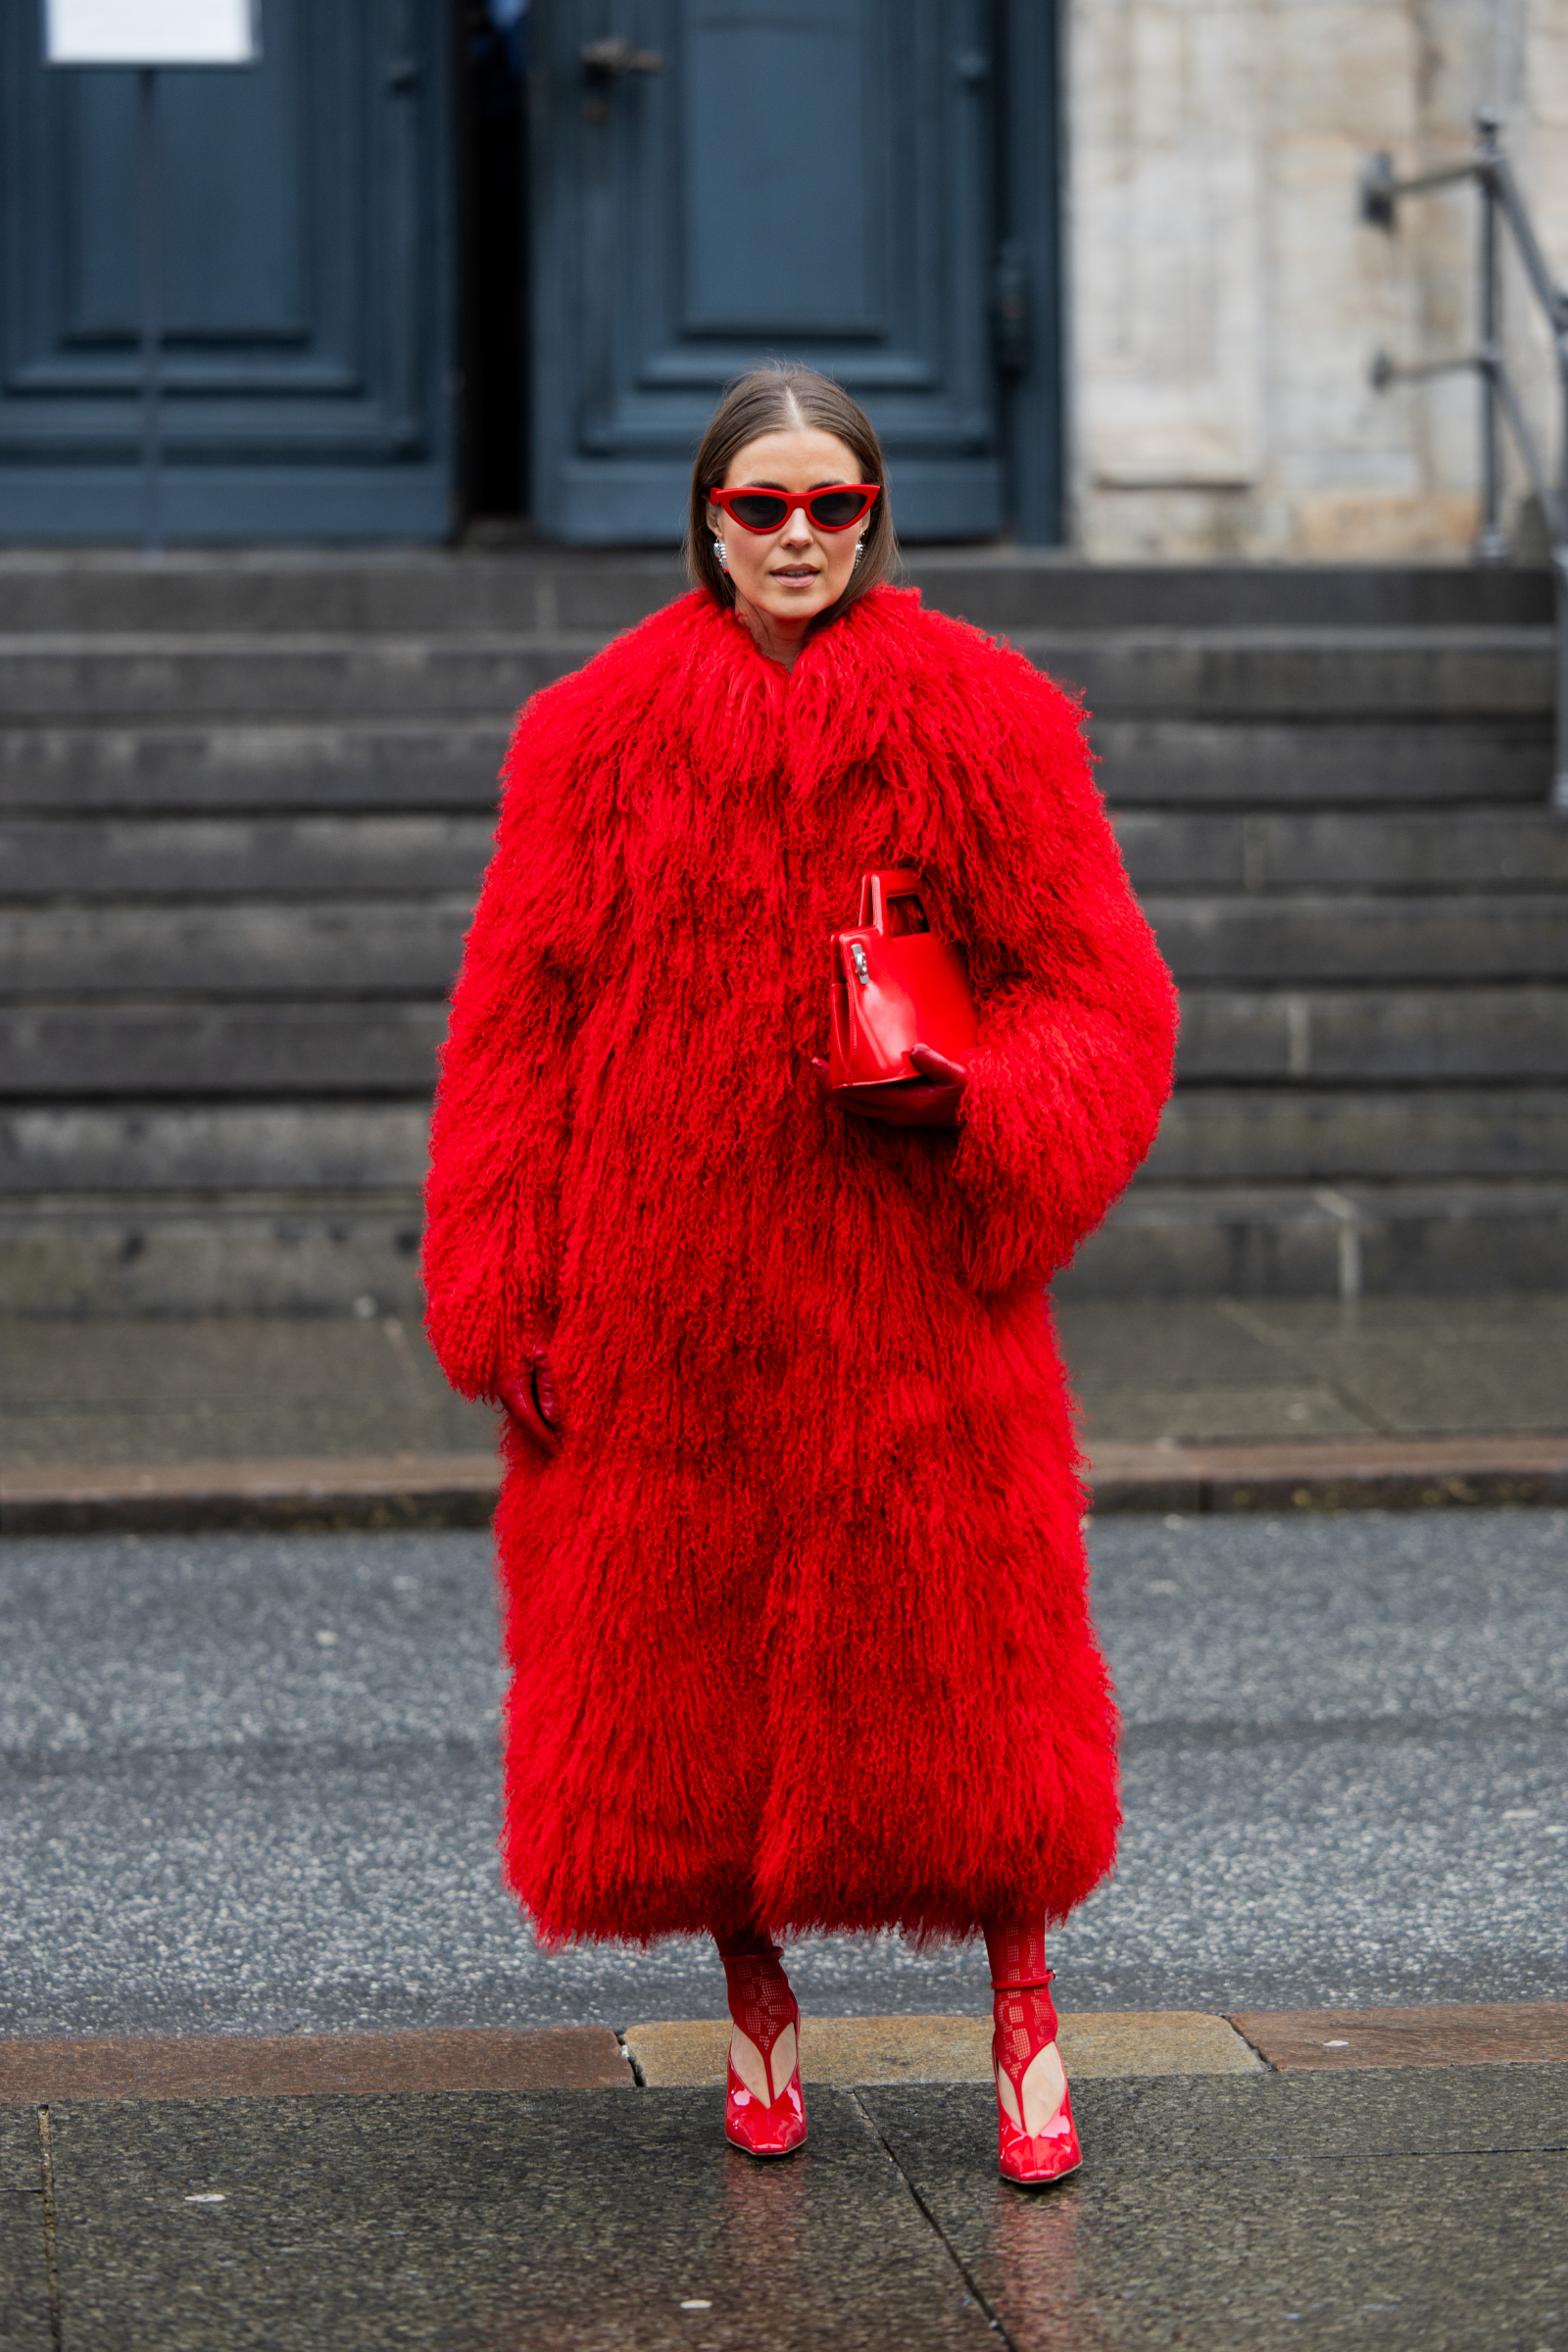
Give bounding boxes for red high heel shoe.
[984,1921,1082,2187]
[715,1932,808,2158]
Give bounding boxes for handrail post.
[1476,116,1509,563]
[1363,111,1568,811]
[1555,268,1568,814]
[1552,553,1568,815]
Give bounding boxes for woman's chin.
[751,584,841,623]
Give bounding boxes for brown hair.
[684,366,900,628]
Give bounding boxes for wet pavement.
[2,2067,1564,2348]
[4,1295,1566,1471]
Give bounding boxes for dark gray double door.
[533,0,1060,543]
[0,0,455,540]
[0,0,1058,543]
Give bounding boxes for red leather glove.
[812,1043,971,1129]
[495,1344,561,1456]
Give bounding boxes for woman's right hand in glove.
[496,1345,561,1456]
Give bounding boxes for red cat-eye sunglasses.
[708,483,880,534]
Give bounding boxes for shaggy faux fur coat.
[423,584,1177,1947]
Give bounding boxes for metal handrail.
[1362,110,1568,814]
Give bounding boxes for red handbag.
[828,869,979,1093]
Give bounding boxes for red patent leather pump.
[715,1931,807,2158]
[984,1922,1082,2187]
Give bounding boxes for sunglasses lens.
[808,489,871,528]
[726,492,790,530]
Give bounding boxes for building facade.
[1068,0,1568,560]
[0,0,1560,554]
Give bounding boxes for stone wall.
[1066,0,1566,559]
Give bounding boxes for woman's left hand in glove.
[496,1345,562,1455]
[811,1043,971,1128]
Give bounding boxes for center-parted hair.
[685,366,900,627]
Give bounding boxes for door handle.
[580,36,667,84]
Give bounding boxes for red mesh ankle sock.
[714,1929,797,2060]
[983,1919,1058,2076]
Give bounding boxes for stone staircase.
[0,549,1564,1313]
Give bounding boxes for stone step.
[0,1194,428,1318]
[1058,1179,1568,1298]
[1114,808,1568,891]
[3,1177,1563,1312]
[5,807,1564,897]
[0,813,495,898]
[0,628,1552,723]
[0,1005,449,1096]
[0,722,513,813]
[0,551,685,637]
[1148,1087,1568,1180]
[0,553,1549,634]
[1176,988,1568,1081]
[1093,720,1552,808]
[0,715,1551,816]
[5,892,1560,997]
[0,900,471,998]
[6,987,1566,1097]
[2,1086,1562,1195]
[1142,894,1568,983]
[1017,629,1554,720]
[0,1104,429,1193]
[905,559,1555,632]
[0,634,595,720]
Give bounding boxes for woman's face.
[707,426,871,629]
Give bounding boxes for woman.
[423,368,1177,2184]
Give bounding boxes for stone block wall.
[1066,0,1567,559]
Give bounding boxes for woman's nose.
[778,503,813,546]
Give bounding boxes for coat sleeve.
[421,711,583,1400]
[935,649,1178,1296]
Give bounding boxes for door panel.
[0,0,453,540]
[684,15,872,332]
[532,0,1007,543]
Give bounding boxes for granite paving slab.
[0,2183,51,2352]
[0,1314,495,1471]
[7,1298,1565,1484]
[864,2069,1568,2351]
[1056,1294,1568,1447]
[1219,1295,1568,1441]
[1232,2000,1568,2070]
[44,2088,993,2352]
[0,2111,38,2196]
[0,2028,631,2101]
[625,2010,1261,2086]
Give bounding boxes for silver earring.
[853,538,865,564]
[712,537,729,571]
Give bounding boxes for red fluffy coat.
[423,586,1177,1946]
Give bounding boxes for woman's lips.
[772,566,818,581]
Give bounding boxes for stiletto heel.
[715,1932,808,2158]
[984,1921,1082,2187]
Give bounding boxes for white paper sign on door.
[44,0,258,66]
